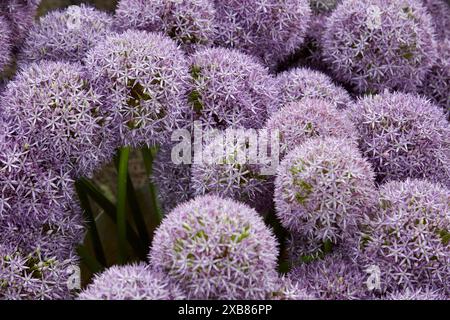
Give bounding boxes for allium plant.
[266,98,357,158]
[84,30,191,148]
[78,264,186,300]
[274,67,352,113]
[268,276,316,300]
[0,15,12,74]
[20,4,113,63]
[114,0,216,53]
[349,91,449,187]
[213,0,312,68]
[188,47,279,129]
[289,253,370,300]
[149,195,279,299]
[385,288,447,300]
[274,137,377,251]
[1,0,40,45]
[322,0,437,94]
[421,0,450,39]
[0,61,115,178]
[352,179,450,295]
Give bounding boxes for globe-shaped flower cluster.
[0,14,12,74]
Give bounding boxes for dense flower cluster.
[78,264,186,300]
[322,0,437,93]
[149,195,279,299]
[422,0,450,39]
[0,15,12,74]
[349,91,449,187]
[1,0,40,45]
[385,288,447,300]
[20,4,113,63]
[114,0,216,53]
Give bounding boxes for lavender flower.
[149,195,279,299]
[213,0,312,69]
[188,47,279,129]
[349,91,449,187]
[266,98,357,158]
[1,0,40,45]
[1,61,115,178]
[274,137,377,250]
[0,14,12,74]
[114,0,216,53]
[421,0,450,39]
[84,30,191,148]
[78,264,186,300]
[322,0,437,94]
[385,288,447,300]
[353,179,449,295]
[20,4,113,63]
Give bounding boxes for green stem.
[141,147,163,223]
[117,147,130,264]
[76,246,103,274]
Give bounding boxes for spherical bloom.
[2,0,40,45]
[78,264,186,300]
[0,243,80,300]
[274,67,352,113]
[268,276,316,300]
[190,132,273,214]
[266,98,357,158]
[1,61,115,178]
[289,253,370,300]
[114,0,216,53]
[188,47,279,130]
[421,0,450,40]
[84,30,191,147]
[322,0,437,93]
[385,288,447,300]
[213,0,312,68]
[274,137,377,249]
[349,91,449,187]
[0,15,12,73]
[20,4,113,63]
[151,143,193,213]
[352,179,450,294]
[418,40,449,117]
[149,195,279,299]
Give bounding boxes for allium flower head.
[84,30,191,147]
[322,0,437,93]
[266,98,357,158]
[188,47,279,129]
[20,4,113,63]
[289,253,370,300]
[213,0,312,68]
[353,179,450,294]
[349,91,449,187]
[0,14,12,73]
[268,276,316,300]
[114,0,216,53]
[1,0,40,45]
[421,0,450,39]
[385,288,447,300]
[275,67,352,113]
[78,264,186,300]
[149,195,279,299]
[274,137,377,248]
[1,61,115,177]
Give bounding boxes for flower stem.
[117,146,130,264]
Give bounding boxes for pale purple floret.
[149,195,279,299]
[114,0,216,53]
[0,14,12,73]
[20,4,113,63]
[352,179,450,295]
[189,47,279,130]
[84,30,191,148]
[421,0,450,39]
[268,276,316,300]
[385,288,447,300]
[349,91,449,187]
[1,0,40,45]
[322,0,437,94]
[274,137,377,250]
[78,264,186,300]
[213,0,312,69]
[266,98,357,158]
[0,61,116,178]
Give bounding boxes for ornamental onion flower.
[385,288,447,300]
[149,195,279,299]
[1,0,40,45]
[0,14,12,74]
[421,0,450,40]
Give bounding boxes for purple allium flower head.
[274,67,352,113]
[385,287,447,300]
[322,0,437,94]
[84,30,191,148]
[114,0,216,53]
[0,61,115,178]
[266,99,357,158]
[274,137,377,249]
[1,0,40,45]
[289,253,370,300]
[352,179,450,295]
[20,4,113,64]
[0,14,12,73]
[213,0,312,69]
[0,243,80,300]
[78,264,186,300]
[268,276,316,300]
[149,195,279,299]
[151,143,193,213]
[188,47,279,130]
[349,91,449,187]
[421,0,450,39]
[190,131,273,214]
